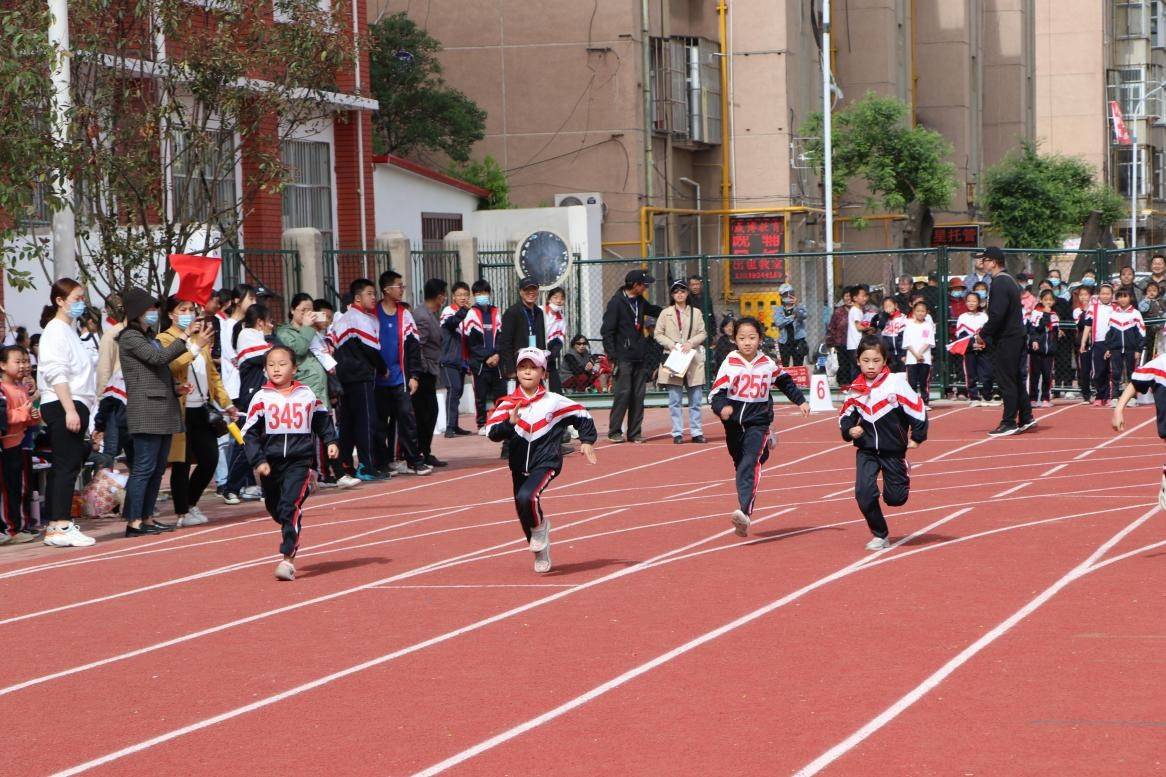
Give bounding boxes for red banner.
[930,225,980,248]
[1110,100,1132,145]
[784,365,810,389]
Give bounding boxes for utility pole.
[822,0,835,307]
[47,0,77,280]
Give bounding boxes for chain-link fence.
[469,243,1166,400]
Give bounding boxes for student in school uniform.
[463,280,506,433]
[871,296,906,372]
[1105,287,1146,407]
[901,300,935,409]
[1082,283,1116,407]
[1026,289,1059,408]
[1073,284,1094,403]
[954,287,993,405]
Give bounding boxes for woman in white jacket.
[655,280,708,443]
[37,278,98,548]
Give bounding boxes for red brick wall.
[333,109,375,250]
[240,111,284,249]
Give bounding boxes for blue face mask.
[68,301,86,320]
[143,311,159,327]
[177,313,196,329]
[975,290,987,301]
[1049,278,1061,287]
[950,290,965,299]
[474,295,490,307]
[1082,278,1096,288]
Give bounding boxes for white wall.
[373,164,481,244]
[466,205,594,258]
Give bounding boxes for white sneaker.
[1159,474,1166,513]
[530,518,551,553]
[569,427,579,439]
[478,427,487,436]
[533,545,552,573]
[409,463,434,476]
[240,485,263,500]
[337,475,361,489]
[390,461,409,475]
[865,536,891,551]
[43,523,96,548]
[731,509,751,537]
[177,510,209,528]
[274,559,295,581]
[221,491,242,505]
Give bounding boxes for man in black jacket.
[977,247,1035,436]
[498,277,546,378]
[601,270,662,442]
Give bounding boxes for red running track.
[0,404,1162,776]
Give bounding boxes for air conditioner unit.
[554,192,606,223]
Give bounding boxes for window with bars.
[1154,0,1166,46]
[421,213,462,250]
[1108,66,1165,121]
[172,128,238,227]
[1117,0,1151,39]
[281,139,333,250]
[1115,146,1151,196]
[650,36,722,145]
[1156,148,1166,200]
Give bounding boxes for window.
[1154,0,1166,46]
[1115,146,1151,197]
[421,213,462,251]
[273,0,331,24]
[649,37,722,145]
[1108,66,1165,120]
[172,128,238,227]
[1156,148,1166,200]
[1116,1,1151,39]
[281,139,333,250]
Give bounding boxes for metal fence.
[222,248,301,321]
[410,249,461,303]
[322,249,391,307]
[473,243,1166,400]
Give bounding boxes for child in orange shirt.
[0,346,38,544]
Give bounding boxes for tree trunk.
[900,200,934,276]
[1071,210,1117,279]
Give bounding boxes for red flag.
[946,336,971,356]
[169,254,221,306]
[1110,100,1132,145]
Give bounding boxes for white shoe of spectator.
[865,536,891,551]
[240,485,263,500]
[178,507,209,527]
[43,523,96,548]
[530,518,551,552]
[390,461,409,475]
[337,475,361,489]
[409,462,434,476]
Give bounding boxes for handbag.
[190,360,230,437]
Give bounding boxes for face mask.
[68,301,86,319]
[177,313,196,329]
[549,303,563,313]
[950,290,965,299]
[1049,278,1061,287]
[975,291,987,301]
[1082,278,1096,288]
[143,311,159,327]
[474,295,490,307]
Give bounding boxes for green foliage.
[451,156,512,210]
[369,13,486,163]
[801,92,955,212]
[980,140,1121,249]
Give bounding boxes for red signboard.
[784,365,810,389]
[730,216,785,284]
[930,225,981,248]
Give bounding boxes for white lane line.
[992,482,1031,498]
[918,403,1077,467]
[48,507,798,777]
[409,508,972,776]
[371,584,576,590]
[1073,415,1155,460]
[1084,539,1166,574]
[793,505,1160,777]
[1041,463,1068,477]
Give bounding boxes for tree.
[801,92,956,248]
[0,0,358,298]
[451,156,512,210]
[980,140,1122,250]
[369,13,486,164]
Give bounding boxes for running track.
[0,403,1162,776]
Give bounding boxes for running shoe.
[1019,418,1038,432]
[220,491,242,505]
[987,423,1019,437]
[44,523,96,548]
[9,531,37,544]
[530,518,551,553]
[240,486,262,501]
[408,462,434,476]
[731,509,751,537]
[355,465,386,482]
[1159,473,1166,512]
[274,559,295,581]
[865,536,891,551]
[477,427,488,436]
[177,508,209,527]
[390,461,410,475]
[533,545,552,574]
[337,475,362,489]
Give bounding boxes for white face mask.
[549,303,563,313]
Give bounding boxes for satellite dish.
[514,230,572,290]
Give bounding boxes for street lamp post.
[1129,81,1166,268]
[822,0,834,308]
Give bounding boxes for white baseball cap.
[515,347,548,370]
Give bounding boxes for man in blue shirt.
[374,270,432,476]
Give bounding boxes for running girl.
[1112,352,1166,511]
[839,336,929,550]
[486,347,597,573]
[242,345,338,581]
[709,317,808,538]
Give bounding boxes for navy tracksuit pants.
[854,449,910,539]
[511,468,557,541]
[260,457,314,558]
[725,424,769,516]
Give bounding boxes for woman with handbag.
[654,279,708,444]
[159,297,238,527]
[118,288,211,537]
